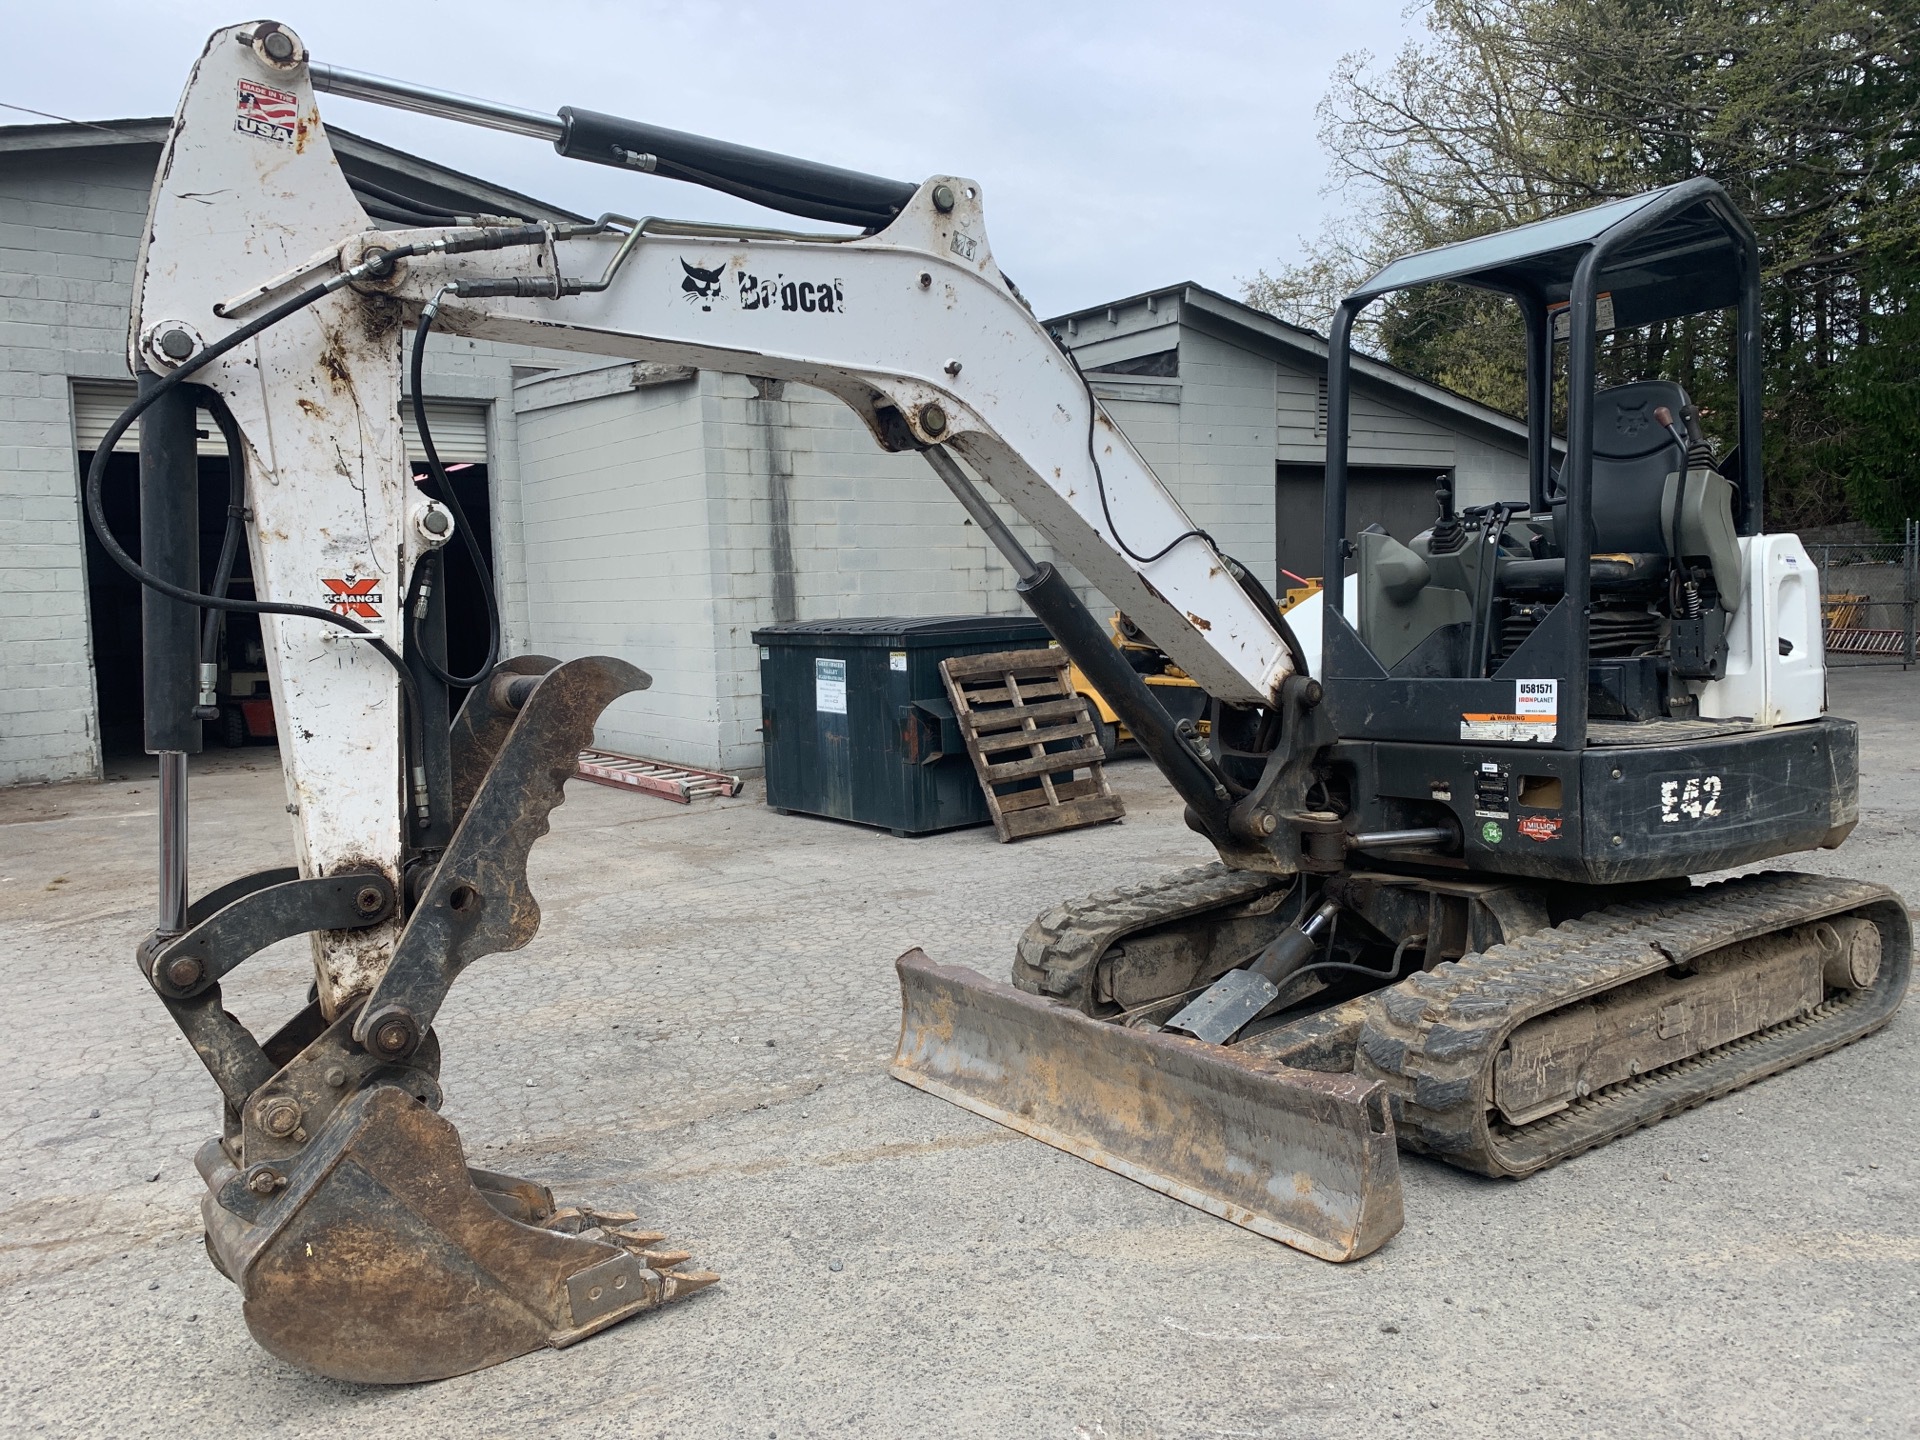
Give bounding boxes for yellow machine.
[1071,584,1321,757]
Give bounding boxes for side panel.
[1340,718,1857,884]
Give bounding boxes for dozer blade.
[890,950,1403,1261]
[198,1085,715,1385]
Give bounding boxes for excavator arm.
[115,22,1388,1384]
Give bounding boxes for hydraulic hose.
[196,389,248,698]
[406,298,501,689]
[82,250,431,815]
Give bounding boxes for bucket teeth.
[612,1225,669,1248]
[661,1269,720,1302]
[641,1248,693,1271]
[581,1208,640,1227]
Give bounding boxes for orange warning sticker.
[1462,679,1558,743]
[321,575,383,619]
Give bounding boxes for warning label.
[815,657,848,715]
[1549,291,1615,339]
[1461,678,1558,744]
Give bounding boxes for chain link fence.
[1811,518,1918,668]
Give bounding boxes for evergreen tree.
[1248,1,1920,529]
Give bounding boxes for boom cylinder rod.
[308,63,564,140]
[307,62,916,227]
[1015,564,1235,842]
[924,448,1038,581]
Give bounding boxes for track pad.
[200,1086,714,1384]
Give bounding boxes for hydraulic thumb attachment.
[890,951,1403,1261]
[149,657,716,1384]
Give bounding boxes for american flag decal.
[235,80,299,144]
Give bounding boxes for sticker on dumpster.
[815,657,848,715]
[889,651,907,672]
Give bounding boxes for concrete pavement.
[2,667,1916,1438]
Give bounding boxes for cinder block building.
[0,117,577,783]
[2,120,1529,786]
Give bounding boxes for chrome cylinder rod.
[157,751,189,937]
[923,447,1039,581]
[1349,826,1455,852]
[309,63,564,142]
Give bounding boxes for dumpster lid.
[752,615,1052,648]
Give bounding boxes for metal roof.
[0,115,584,223]
[1046,282,1532,446]
[1348,179,1755,326]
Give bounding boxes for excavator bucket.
[890,951,1403,1261]
[198,1085,716,1385]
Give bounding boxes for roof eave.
[0,116,582,222]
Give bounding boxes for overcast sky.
[1,1,1417,318]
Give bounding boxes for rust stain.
[317,347,351,393]
[296,398,328,420]
[1186,612,1213,632]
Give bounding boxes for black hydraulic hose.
[1220,552,1311,680]
[81,255,430,805]
[407,303,500,688]
[1051,337,1309,700]
[197,389,247,670]
[1288,932,1426,989]
[1057,338,1214,566]
[349,176,531,225]
[360,196,460,227]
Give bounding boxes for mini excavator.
[110,20,1907,1384]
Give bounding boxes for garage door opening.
[1274,462,1456,585]
[76,384,493,761]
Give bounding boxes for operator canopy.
[1348,178,1756,326]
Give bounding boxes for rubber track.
[1352,870,1911,1177]
[1013,862,1283,1010]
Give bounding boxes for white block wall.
[513,367,1060,774]
[0,146,150,786]
[0,142,557,785]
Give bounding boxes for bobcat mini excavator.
[111,21,1906,1384]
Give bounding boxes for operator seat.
[1501,380,1709,596]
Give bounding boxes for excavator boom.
[118,20,1376,1383]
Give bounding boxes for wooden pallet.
[939,648,1126,843]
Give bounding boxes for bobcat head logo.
[681,259,726,311]
[1614,400,1652,437]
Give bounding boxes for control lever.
[1165,898,1342,1045]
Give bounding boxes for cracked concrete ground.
[1,666,1916,1439]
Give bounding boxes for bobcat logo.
[680,259,726,311]
[1614,400,1652,437]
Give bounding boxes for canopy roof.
[1349,179,1756,329]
